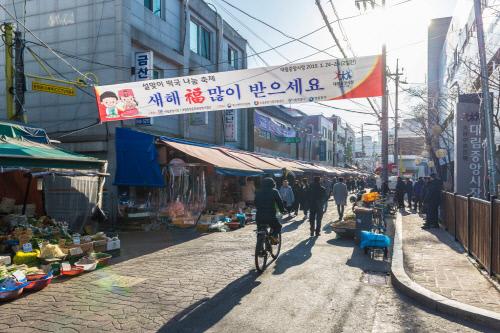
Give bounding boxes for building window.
[228,46,238,69]
[328,130,333,141]
[144,0,161,17]
[322,126,327,138]
[190,20,211,60]
[153,67,163,80]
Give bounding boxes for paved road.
[0,203,493,332]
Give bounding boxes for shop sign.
[284,137,301,143]
[32,81,76,96]
[134,51,154,125]
[454,94,487,198]
[224,109,238,142]
[135,51,153,81]
[135,117,154,126]
[95,55,383,122]
[254,111,295,138]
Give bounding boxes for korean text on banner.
[94,55,382,123]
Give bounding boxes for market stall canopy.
[219,149,282,173]
[0,137,105,170]
[160,138,263,176]
[0,121,50,144]
[293,161,326,173]
[252,155,303,173]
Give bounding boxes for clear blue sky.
[207,0,458,136]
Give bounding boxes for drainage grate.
[360,271,389,286]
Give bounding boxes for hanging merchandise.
[158,161,207,228]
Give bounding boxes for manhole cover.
[361,271,389,286]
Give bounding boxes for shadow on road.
[272,237,317,275]
[113,229,207,264]
[281,218,305,233]
[158,271,261,333]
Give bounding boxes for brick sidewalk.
[401,213,500,313]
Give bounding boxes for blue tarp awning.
[114,128,164,187]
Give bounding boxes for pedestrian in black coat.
[395,177,406,209]
[292,180,302,216]
[307,176,328,237]
[423,173,442,228]
[405,178,414,209]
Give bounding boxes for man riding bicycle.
[254,178,285,249]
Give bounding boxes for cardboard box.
[0,255,11,266]
[93,240,107,253]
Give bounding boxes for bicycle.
[254,225,281,272]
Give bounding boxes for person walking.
[254,178,285,245]
[423,173,442,229]
[413,177,425,212]
[405,178,414,209]
[395,177,406,209]
[333,177,348,221]
[292,180,302,216]
[307,176,327,237]
[279,180,295,217]
[301,178,310,218]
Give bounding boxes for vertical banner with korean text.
[134,51,154,125]
[454,94,487,198]
[94,55,383,123]
[224,109,238,142]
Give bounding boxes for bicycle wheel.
[269,232,282,259]
[255,235,268,272]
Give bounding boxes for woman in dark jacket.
[254,178,285,238]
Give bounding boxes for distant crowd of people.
[253,175,378,238]
[394,174,443,229]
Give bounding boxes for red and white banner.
[94,55,382,123]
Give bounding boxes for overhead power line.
[0,2,92,83]
[220,0,337,59]
[213,0,375,118]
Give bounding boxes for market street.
[0,204,491,333]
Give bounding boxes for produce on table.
[39,243,66,259]
[13,250,40,266]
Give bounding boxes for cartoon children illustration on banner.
[97,88,140,120]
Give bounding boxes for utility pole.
[14,29,26,123]
[389,59,404,175]
[3,23,14,120]
[474,0,497,197]
[361,124,365,157]
[351,0,388,182]
[381,44,389,183]
[316,0,348,58]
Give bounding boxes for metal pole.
[381,44,389,183]
[394,59,399,175]
[3,23,14,120]
[316,0,348,58]
[474,0,497,197]
[361,124,365,157]
[14,29,26,123]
